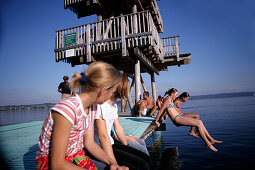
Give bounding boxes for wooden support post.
[127,90,134,112]
[129,77,135,95]
[151,72,157,104]
[132,5,138,46]
[126,78,135,111]
[135,60,141,103]
[121,14,127,56]
[140,75,147,92]
[86,25,91,62]
[175,36,180,62]
[97,15,102,41]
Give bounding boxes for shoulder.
[51,96,79,125]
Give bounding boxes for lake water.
[152,96,255,169]
[1,96,255,169]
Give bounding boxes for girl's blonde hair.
[71,61,122,93]
[164,88,178,96]
[114,75,129,100]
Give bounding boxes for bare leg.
[175,117,218,152]
[147,105,157,116]
[182,113,200,137]
[138,101,146,117]
[199,121,223,144]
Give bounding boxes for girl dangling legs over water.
[174,92,200,137]
[155,88,222,152]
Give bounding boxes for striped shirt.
[36,94,97,158]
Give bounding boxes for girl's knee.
[196,114,200,119]
[197,120,202,126]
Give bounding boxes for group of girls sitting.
[35,61,154,170]
[154,88,223,152]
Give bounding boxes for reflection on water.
[145,131,182,169]
[0,109,49,126]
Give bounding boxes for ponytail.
[71,61,122,93]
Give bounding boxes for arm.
[95,117,118,164]
[58,83,62,93]
[50,111,84,170]
[113,118,128,145]
[84,118,116,165]
[173,100,182,114]
[154,99,170,127]
[125,136,139,144]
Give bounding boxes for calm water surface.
[1,96,255,169]
[158,96,255,169]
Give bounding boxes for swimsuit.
[168,101,182,123]
[168,102,175,108]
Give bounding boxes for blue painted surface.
[118,117,154,138]
[0,121,43,169]
[0,117,153,169]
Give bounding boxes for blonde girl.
[36,61,127,170]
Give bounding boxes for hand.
[110,164,129,170]
[126,136,139,143]
[155,121,160,127]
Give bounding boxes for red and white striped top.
[36,94,97,158]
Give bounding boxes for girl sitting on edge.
[165,92,201,137]
[94,75,154,169]
[155,88,222,152]
[174,92,200,137]
[35,61,127,170]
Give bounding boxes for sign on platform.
[66,49,75,58]
[64,33,76,47]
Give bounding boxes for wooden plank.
[121,15,127,56]
[134,47,160,75]
[135,59,141,103]
[140,121,158,140]
[140,75,147,92]
[151,73,157,104]
[86,25,91,62]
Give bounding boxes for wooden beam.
[121,14,127,56]
[127,77,134,112]
[135,59,141,103]
[151,73,156,104]
[140,75,147,92]
[134,47,160,75]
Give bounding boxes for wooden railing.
[150,0,163,33]
[54,10,165,63]
[161,36,180,61]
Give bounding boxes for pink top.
[176,103,181,108]
[36,94,97,158]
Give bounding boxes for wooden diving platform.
[64,0,163,33]
[54,0,191,112]
[0,117,159,169]
[54,10,190,75]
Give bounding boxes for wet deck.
[0,116,157,169]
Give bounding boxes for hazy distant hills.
[0,92,254,111]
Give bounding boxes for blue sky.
[0,0,254,106]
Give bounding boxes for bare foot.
[189,132,199,138]
[207,144,218,152]
[212,139,223,144]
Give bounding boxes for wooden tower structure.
[54,0,191,112]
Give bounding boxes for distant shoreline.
[0,92,254,110]
[190,91,254,100]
